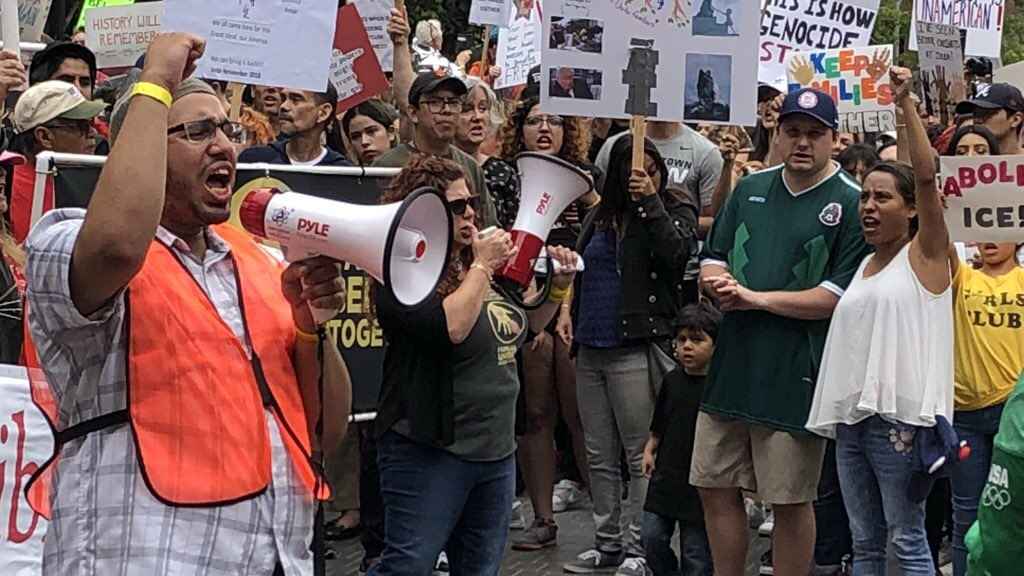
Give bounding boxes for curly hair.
[239,106,275,147]
[499,97,590,166]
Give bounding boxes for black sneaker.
[564,549,624,573]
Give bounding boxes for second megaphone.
[499,152,593,287]
[239,187,452,308]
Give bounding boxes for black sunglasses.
[448,195,481,216]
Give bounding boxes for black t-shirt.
[644,368,705,524]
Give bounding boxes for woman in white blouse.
[805,67,954,576]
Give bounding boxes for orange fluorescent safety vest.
[26,224,327,516]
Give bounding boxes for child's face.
[675,328,714,375]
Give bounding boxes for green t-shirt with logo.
[445,288,527,460]
[700,164,871,433]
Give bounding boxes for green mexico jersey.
[701,164,871,432]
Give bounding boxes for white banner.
[909,0,1003,59]
[916,21,966,124]
[469,0,510,27]
[0,364,53,576]
[494,7,541,90]
[916,0,1005,32]
[162,0,338,91]
[86,2,163,69]
[0,0,54,43]
[940,156,1024,242]
[759,0,880,90]
[349,0,393,72]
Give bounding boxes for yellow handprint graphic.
[789,55,815,86]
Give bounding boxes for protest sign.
[759,0,880,90]
[909,0,1002,59]
[162,0,338,92]
[494,1,541,90]
[331,4,388,112]
[85,2,163,69]
[350,0,394,72]
[940,156,1024,243]
[0,0,54,43]
[786,45,895,134]
[76,0,133,29]
[540,0,758,125]
[470,0,511,27]
[916,21,966,125]
[0,364,53,576]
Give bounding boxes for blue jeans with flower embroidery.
[836,416,934,576]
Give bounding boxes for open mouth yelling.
[861,216,880,234]
[204,163,235,205]
[535,135,553,150]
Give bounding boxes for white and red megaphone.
[498,152,593,287]
[239,187,452,308]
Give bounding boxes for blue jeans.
[951,403,1004,576]
[836,417,934,576]
[368,431,514,576]
[641,512,713,576]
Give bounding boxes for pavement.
[326,496,771,575]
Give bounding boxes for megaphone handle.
[302,276,340,326]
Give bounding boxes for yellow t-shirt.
[953,264,1024,411]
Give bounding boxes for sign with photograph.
[469,0,511,27]
[85,2,163,69]
[916,21,966,125]
[940,156,1024,242]
[350,0,394,72]
[540,0,759,125]
[494,2,542,89]
[330,4,388,112]
[759,0,880,90]
[0,0,54,43]
[162,0,338,91]
[909,0,1003,59]
[786,45,895,134]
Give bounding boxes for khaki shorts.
[689,411,826,505]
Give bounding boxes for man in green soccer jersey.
[690,88,871,576]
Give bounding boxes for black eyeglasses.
[45,119,92,137]
[448,195,481,216]
[421,97,464,114]
[524,114,565,128]
[167,118,247,144]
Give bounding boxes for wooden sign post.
[228,82,244,122]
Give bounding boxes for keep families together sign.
[787,44,895,133]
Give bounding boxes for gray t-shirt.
[595,124,723,280]
[445,288,527,461]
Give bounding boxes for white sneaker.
[553,479,585,513]
[758,509,774,537]
[432,551,449,575]
[510,499,527,530]
[615,557,650,576]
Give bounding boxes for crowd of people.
[0,5,1022,576]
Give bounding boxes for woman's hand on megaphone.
[548,246,579,290]
[282,256,346,333]
[472,228,517,276]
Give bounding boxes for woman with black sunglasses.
[369,155,580,575]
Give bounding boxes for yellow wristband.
[295,328,319,343]
[548,285,570,303]
[131,81,173,109]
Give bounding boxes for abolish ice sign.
[940,156,1024,243]
[162,0,338,92]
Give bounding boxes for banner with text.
[470,0,511,27]
[909,0,1002,58]
[759,0,880,90]
[0,365,52,576]
[331,4,388,112]
[494,6,541,89]
[49,162,392,414]
[162,0,338,91]
[76,0,133,29]
[940,156,1024,243]
[916,21,965,125]
[86,2,163,69]
[350,0,394,72]
[786,45,894,134]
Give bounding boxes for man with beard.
[372,71,497,227]
[23,33,352,575]
[240,84,350,166]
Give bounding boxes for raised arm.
[892,66,951,276]
[387,6,415,139]
[70,33,204,317]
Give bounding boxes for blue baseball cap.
[779,88,839,131]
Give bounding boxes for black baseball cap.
[955,83,1024,115]
[408,71,467,107]
[29,42,97,86]
[757,83,782,103]
[779,88,839,131]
